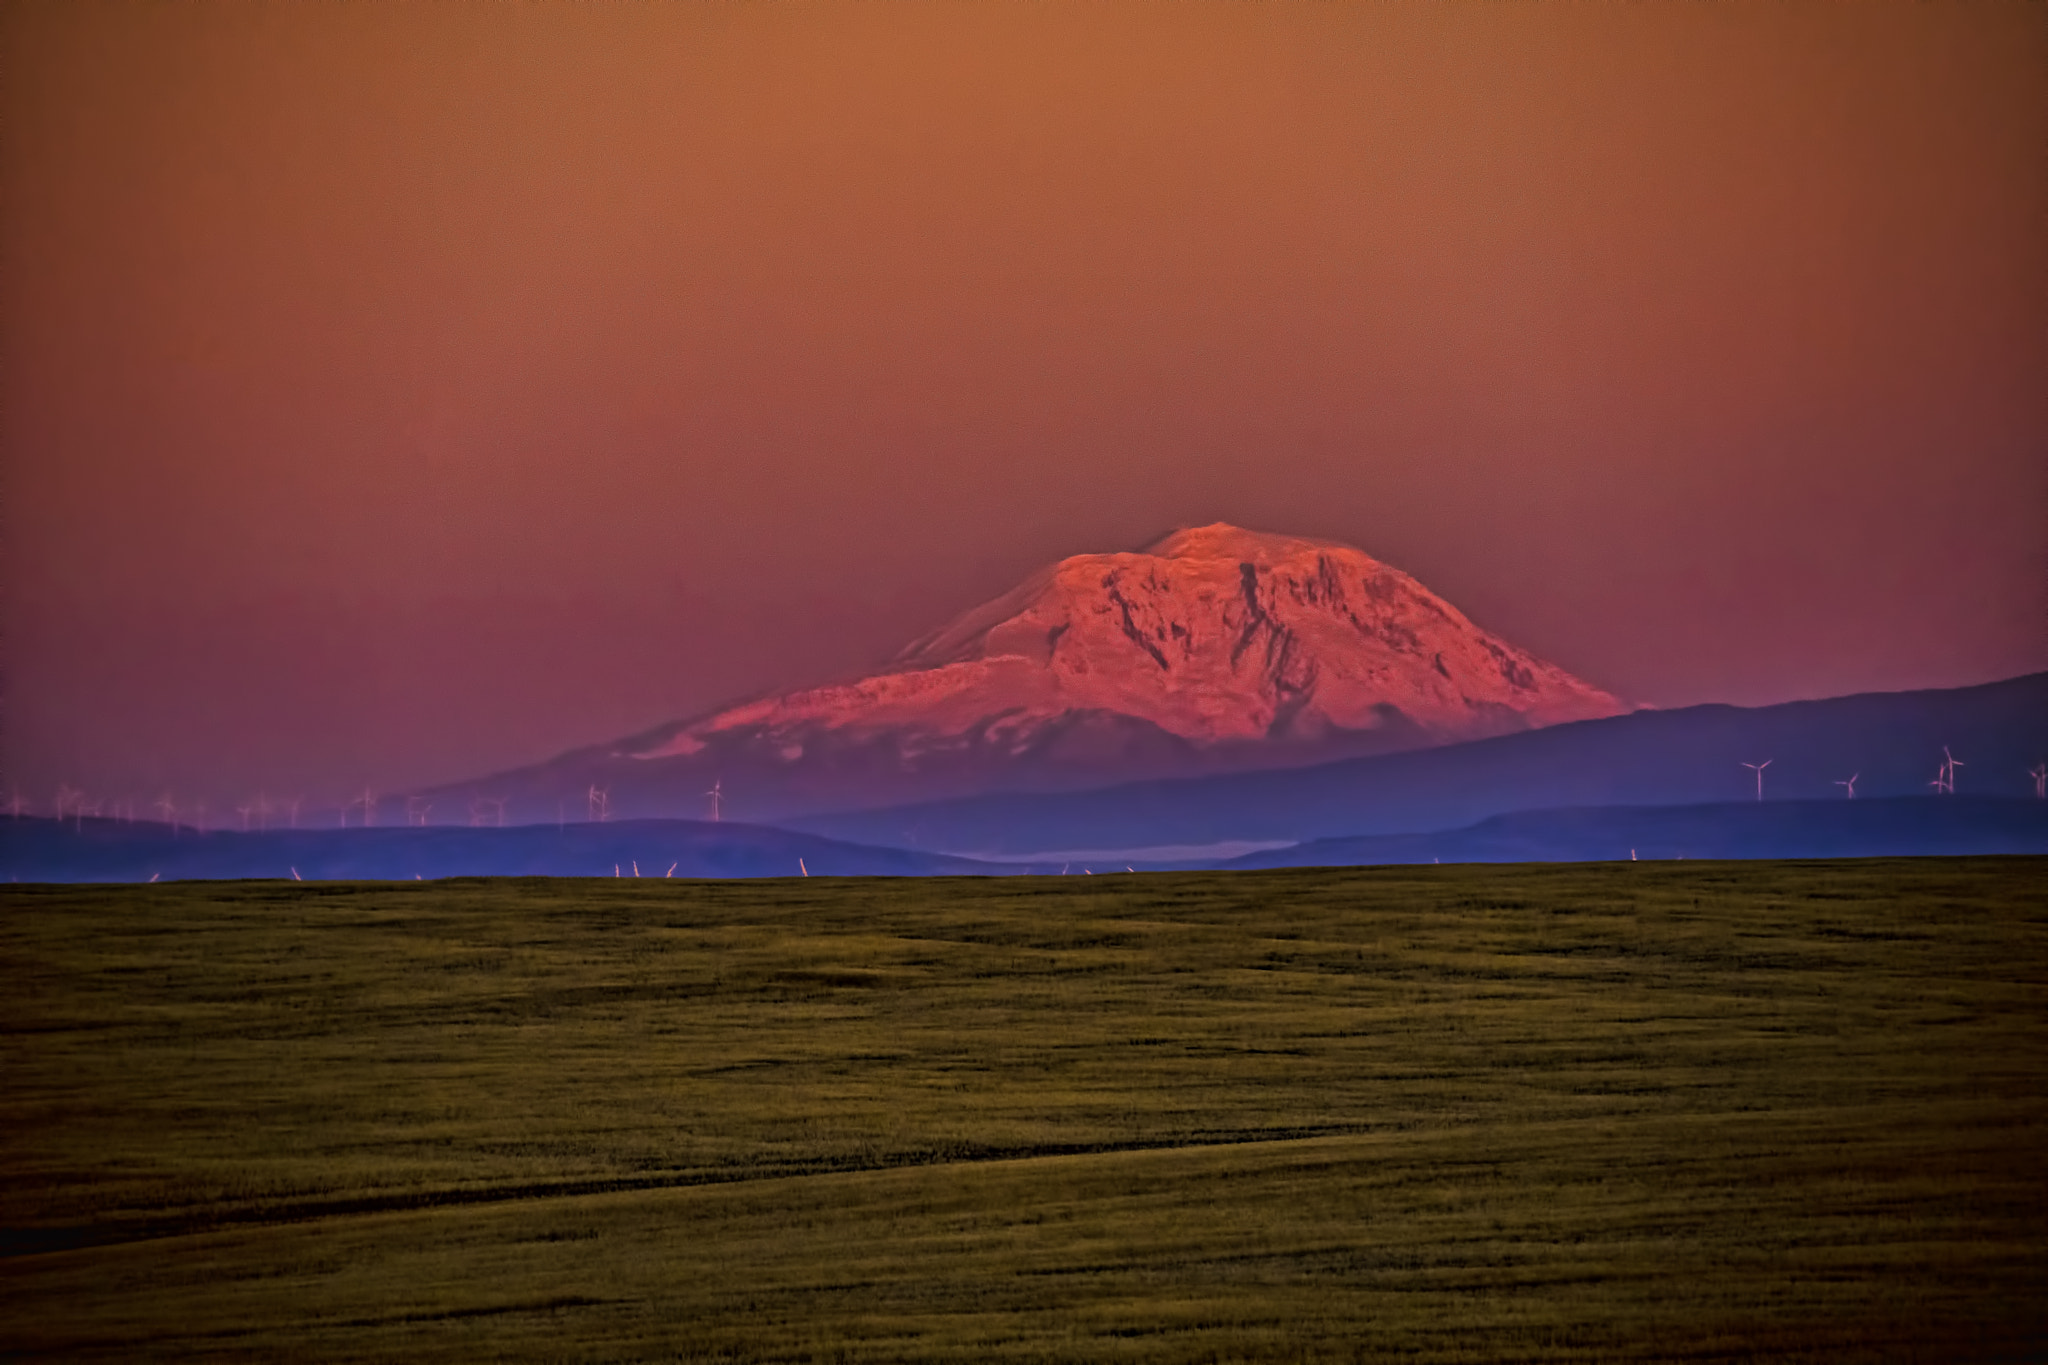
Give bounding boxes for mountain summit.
[440,524,1625,821]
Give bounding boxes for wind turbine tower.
[2030,763,2047,800]
[1741,760,1772,802]
[706,779,723,823]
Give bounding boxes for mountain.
[1217,798,2048,869]
[787,673,2048,858]
[426,524,1623,822]
[0,818,997,884]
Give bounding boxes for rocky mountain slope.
[431,524,1625,821]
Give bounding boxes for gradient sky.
[4,2,2044,811]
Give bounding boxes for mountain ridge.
[424,523,1624,821]
[1218,796,2048,869]
[787,671,2048,855]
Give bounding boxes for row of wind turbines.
[1740,749,2047,800]
[19,778,732,833]
[16,787,520,833]
[15,754,2048,835]
[579,781,723,824]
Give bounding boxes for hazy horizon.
[5,3,2043,809]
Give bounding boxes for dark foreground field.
[4,861,2045,1361]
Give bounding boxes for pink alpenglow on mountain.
[569,524,1624,816]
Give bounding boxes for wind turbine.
[1942,747,1964,794]
[706,779,723,823]
[234,803,253,832]
[357,788,377,828]
[587,785,610,822]
[1742,760,1772,802]
[2031,763,2047,800]
[1835,774,1858,799]
[155,794,178,831]
[405,796,431,827]
[55,787,91,830]
[282,796,303,829]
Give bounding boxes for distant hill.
[11,797,2043,883]
[420,523,1622,823]
[789,673,2048,857]
[1219,797,2048,869]
[0,818,995,884]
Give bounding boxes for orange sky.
[4,2,2044,807]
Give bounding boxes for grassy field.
[3,859,2044,1361]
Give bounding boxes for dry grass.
[3,858,2044,1360]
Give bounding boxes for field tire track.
[0,1123,1379,1260]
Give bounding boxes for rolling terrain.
[3,862,2043,1360]
[0,816,992,883]
[13,792,2047,882]
[793,671,2048,857]
[1221,796,2048,869]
